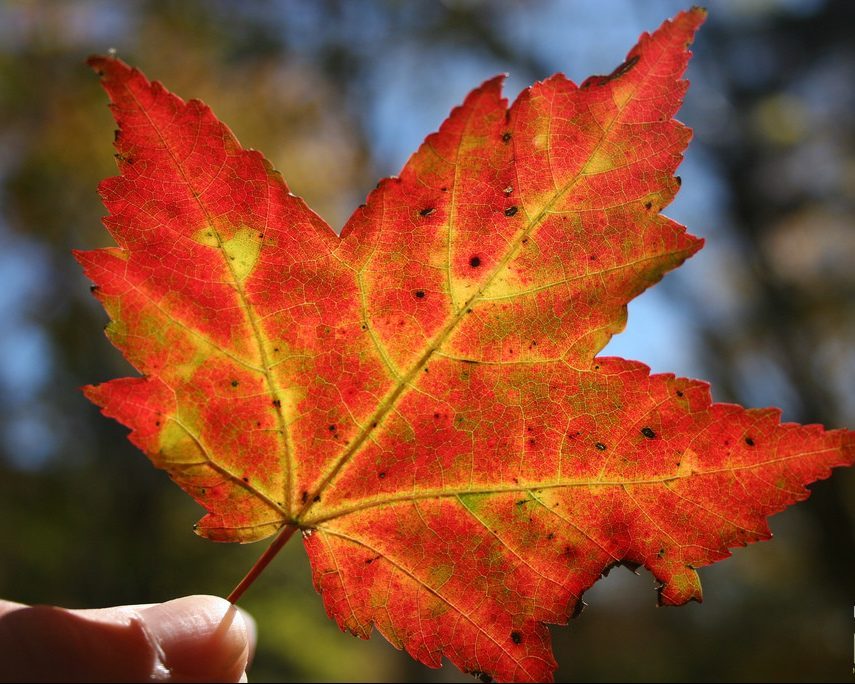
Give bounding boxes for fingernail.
[141,595,249,682]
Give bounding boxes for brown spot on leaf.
[594,54,640,86]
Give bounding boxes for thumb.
[139,595,255,682]
[0,595,255,683]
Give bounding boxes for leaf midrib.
[297,57,667,524]
[122,81,295,513]
[303,449,828,527]
[320,525,541,680]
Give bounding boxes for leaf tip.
[86,54,115,78]
[80,383,104,407]
[87,53,139,89]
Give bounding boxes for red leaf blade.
[80,8,854,682]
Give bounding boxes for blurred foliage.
[0,1,852,682]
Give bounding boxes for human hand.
[0,595,255,682]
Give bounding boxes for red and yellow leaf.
[78,9,853,682]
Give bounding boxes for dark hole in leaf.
[641,427,656,439]
[504,206,518,217]
[595,442,607,451]
[745,437,755,446]
[414,290,425,298]
[469,256,481,268]
[511,631,523,644]
[419,207,435,217]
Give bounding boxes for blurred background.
[0,0,853,681]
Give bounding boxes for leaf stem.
[227,524,297,604]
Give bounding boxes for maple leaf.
[78,8,853,682]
